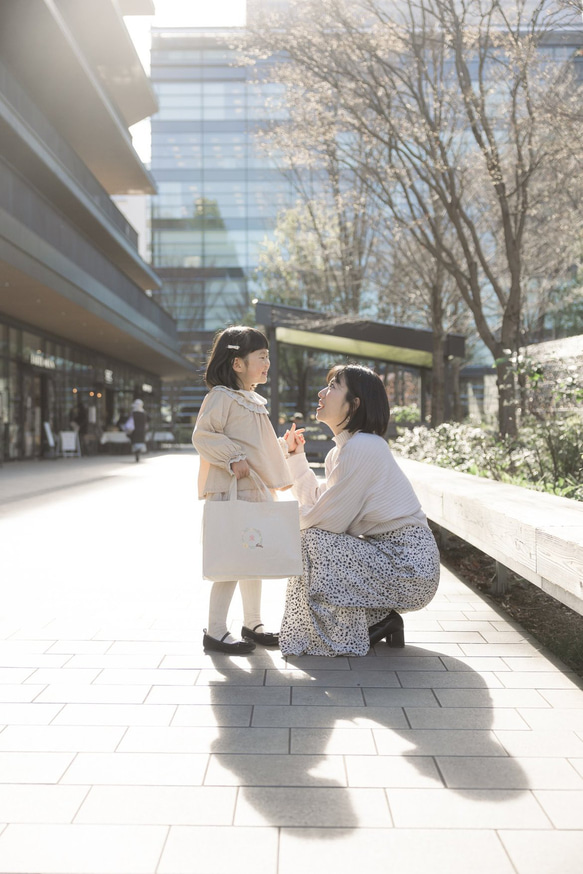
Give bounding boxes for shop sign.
[142,383,153,393]
[30,352,56,370]
[104,369,114,384]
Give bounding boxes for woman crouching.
[280,364,439,657]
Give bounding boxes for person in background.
[128,398,147,462]
[280,364,440,657]
[192,325,292,655]
[70,398,88,454]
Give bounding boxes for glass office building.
[149,26,291,415]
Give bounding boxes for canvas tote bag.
[202,471,303,581]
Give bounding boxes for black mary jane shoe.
[241,624,280,647]
[203,630,256,654]
[368,611,405,648]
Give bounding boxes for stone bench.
[396,456,583,617]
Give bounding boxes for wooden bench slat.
[396,456,583,617]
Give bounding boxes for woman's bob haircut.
[327,364,390,437]
[205,325,269,390]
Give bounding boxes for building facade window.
[0,317,161,461]
[149,27,292,392]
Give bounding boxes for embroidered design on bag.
[242,528,263,549]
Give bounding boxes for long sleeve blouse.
[286,429,428,536]
[192,386,292,498]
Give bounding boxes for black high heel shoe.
[368,611,405,648]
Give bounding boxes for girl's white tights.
[207,578,263,640]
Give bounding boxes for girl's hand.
[231,458,250,480]
[284,423,306,455]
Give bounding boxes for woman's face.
[316,374,351,434]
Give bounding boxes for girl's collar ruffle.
[213,385,269,413]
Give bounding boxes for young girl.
[192,326,293,654]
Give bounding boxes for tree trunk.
[495,357,518,437]
[430,275,446,427]
[451,358,463,422]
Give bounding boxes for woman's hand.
[284,423,306,455]
[231,458,250,479]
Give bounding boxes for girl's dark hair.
[326,364,390,436]
[205,326,269,390]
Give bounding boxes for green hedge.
[394,417,583,502]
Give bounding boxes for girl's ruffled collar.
[213,385,269,414]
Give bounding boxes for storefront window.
[8,360,20,459]
[22,331,42,361]
[8,328,20,357]
[0,318,162,460]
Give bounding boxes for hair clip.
[226,344,240,350]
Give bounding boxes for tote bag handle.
[227,468,272,501]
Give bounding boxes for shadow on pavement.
[207,644,529,834]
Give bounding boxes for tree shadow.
[205,642,530,834]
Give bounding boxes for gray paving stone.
[373,728,508,757]
[265,668,401,686]
[278,827,516,873]
[291,686,366,706]
[75,785,237,826]
[64,655,164,669]
[0,785,88,823]
[0,668,37,684]
[94,669,198,686]
[0,725,125,752]
[61,752,208,786]
[35,685,151,704]
[283,656,351,671]
[499,829,583,874]
[45,641,112,655]
[404,706,528,729]
[118,726,289,754]
[24,668,101,685]
[495,729,583,757]
[235,786,391,826]
[158,825,278,874]
[0,655,71,668]
[0,704,64,725]
[540,689,583,708]
[145,685,291,705]
[204,753,347,787]
[386,787,552,829]
[252,704,409,728]
[440,655,511,672]
[0,823,167,873]
[52,703,176,726]
[290,727,376,755]
[194,669,267,686]
[516,708,583,731]
[533,790,583,828]
[395,671,504,688]
[434,688,551,708]
[437,756,583,790]
[172,705,252,727]
[0,752,75,784]
[345,754,443,788]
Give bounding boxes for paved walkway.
[0,452,582,873]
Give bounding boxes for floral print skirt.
[279,524,440,657]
